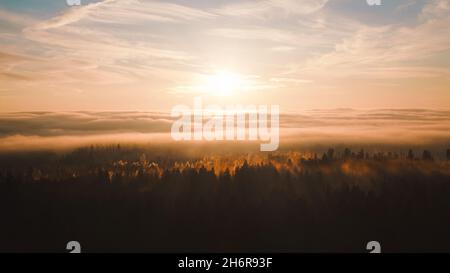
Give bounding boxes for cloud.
[270,77,313,85]
[12,0,207,89]
[209,27,299,44]
[298,0,450,79]
[1,0,450,111]
[420,0,450,21]
[270,46,297,52]
[31,0,216,31]
[0,112,173,137]
[32,0,113,30]
[0,9,36,30]
[0,109,449,151]
[0,51,36,82]
[90,0,216,24]
[281,108,450,147]
[216,0,328,18]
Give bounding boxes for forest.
[1,145,450,252]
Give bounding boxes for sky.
[1,0,450,112]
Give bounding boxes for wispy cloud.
[6,0,210,92]
[0,0,449,111]
[31,0,216,31]
[31,0,113,30]
[90,0,216,24]
[209,27,299,44]
[216,0,328,18]
[0,9,36,29]
[298,0,450,79]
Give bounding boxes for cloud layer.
[0,109,449,151]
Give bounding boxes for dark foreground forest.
[1,145,450,252]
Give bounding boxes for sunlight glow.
[204,71,243,96]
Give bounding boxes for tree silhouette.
[0,146,450,252]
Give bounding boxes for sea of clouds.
[0,109,449,151]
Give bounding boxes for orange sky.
[0,0,450,112]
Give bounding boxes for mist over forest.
[1,109,449,252]
[1,143,450,252]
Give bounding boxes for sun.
[204,71,243,96]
